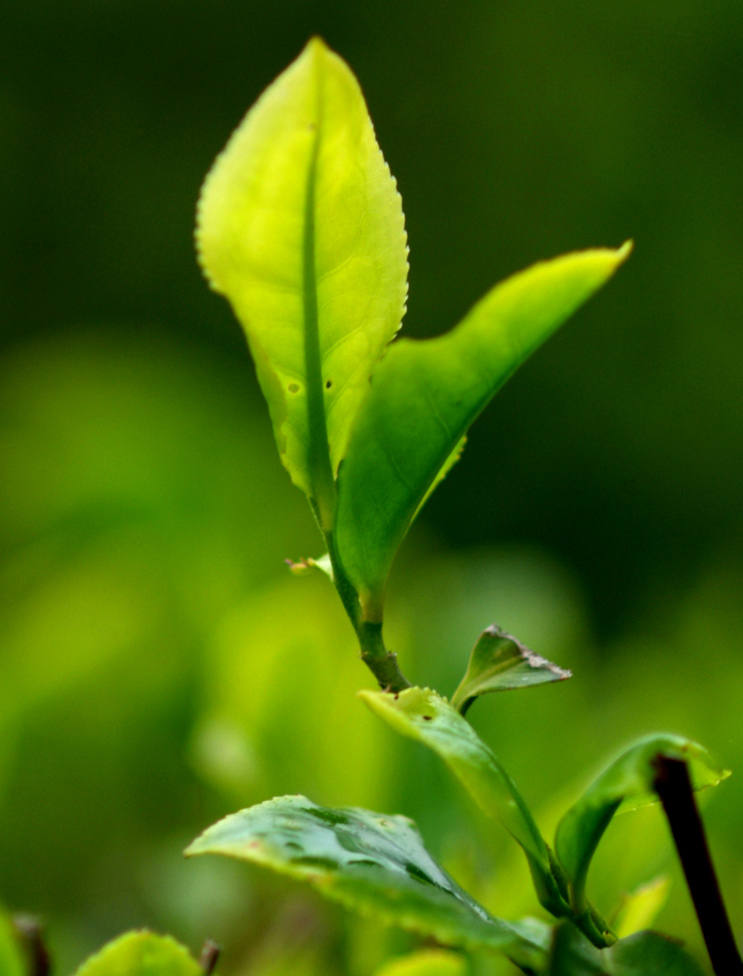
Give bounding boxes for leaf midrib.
[302,55,335,529]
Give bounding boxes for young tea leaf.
[373,949,468,976]
[450,625,571,715]
[555,734,729,914]
[335,244,631,617]
[186,795,546,971]
[73,931,204,976]
[197,38,407,523]
[0,912,24,976]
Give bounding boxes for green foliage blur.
[2,2,743,974]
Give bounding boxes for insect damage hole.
[288,382,300,393]
[325,380,332,389]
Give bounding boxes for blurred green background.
[2,1,743,974]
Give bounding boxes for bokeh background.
[2,1,743,973]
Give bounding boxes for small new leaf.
[197,39,407,523]
[185,795,545,970]
[73,932,204,976]
[555,735,729,915]
[450,625,571,715]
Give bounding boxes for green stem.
[357,619,411,692]
[324,530,411,692]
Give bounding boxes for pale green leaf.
[450,625,571,715]
[555,734,729,914]
[197,38,407,516]
[335,244,631,616]
[185,795,546,970]
[612,877,669,940]
[0,913,24,976]
[373,949,468,976]
[73,931,203,976]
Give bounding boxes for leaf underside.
[197,38,407,505]
[359,688,548,867]
[450,624,571,714]
[185,795,546,969]
[555,734,729,912]
[73,931,204,976]
[335,243,631,610]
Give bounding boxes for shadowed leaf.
[555,735,729,914]
[546,923,705,976]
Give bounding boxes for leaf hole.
[325,379,332,389]
[288,383,300,394]
[422,716,432,721]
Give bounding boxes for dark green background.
[2,2,743,974]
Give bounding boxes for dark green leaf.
[555,735,729,914]
[450,625,571,714]
[186,795,546,970]
[546,924,705,976]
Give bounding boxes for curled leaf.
[450,625,571,714]
[555,734,729,915]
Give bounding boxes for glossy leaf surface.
[359,688,548,867]
[336,244,631,613]
[546,923,704,976]
[450,624,571,714]
[186,795,545,968]
[555,734,729,912]
[197,39,407,512]
[73,932,204,976]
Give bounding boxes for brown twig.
[199,939,221,975]
[12,916,51,976]
[654,755,743,976]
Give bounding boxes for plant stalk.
[654,755,743,976]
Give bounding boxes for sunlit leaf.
[186,795,546,970]
[555,734,729,914]
[197,38,407,519]
[450,625,571,714]
[546,923,704,976]
[73,931,204,976]
[0,913,24,976]
[612,877,669,940]
[335,244,631,616]
[373,949,468,976]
